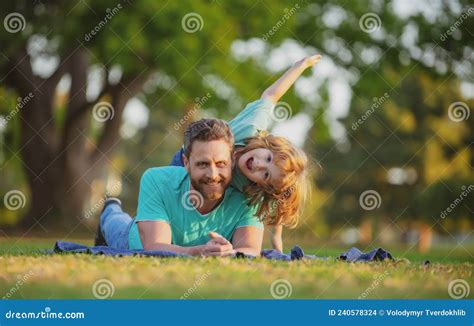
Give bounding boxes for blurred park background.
[0,0,473,257]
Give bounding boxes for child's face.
[237,148,282,188]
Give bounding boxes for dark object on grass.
[262,245,393,262]
[53,241,185,257]
[235,251,247,258]
[338,247,393,262]
[261,245,322,261]
[52,242,393,262]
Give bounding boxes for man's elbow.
[236,246,261,257]
[142,242,155,251]
[248,248,262,257]
[142,241,169,251]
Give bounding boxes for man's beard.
[190,175,229,201]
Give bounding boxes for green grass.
[0,237,472,299]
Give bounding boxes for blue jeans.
[100,202,133,249]
[169,148,184,166]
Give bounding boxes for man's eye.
[217,162,227,167]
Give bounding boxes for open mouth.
[246,157,253,171]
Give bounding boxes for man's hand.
[201,231,235,256]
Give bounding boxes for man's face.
[183,140,232,201]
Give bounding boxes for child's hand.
[296,54,321,69]
[260,54,321,104]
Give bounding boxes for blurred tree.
[300,1,473,250]
[0,0,297,228]
[1,0,472,245]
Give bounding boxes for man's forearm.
[143,242,205,256]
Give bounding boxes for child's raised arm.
[261,54,321,104]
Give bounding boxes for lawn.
[0,237,472,299]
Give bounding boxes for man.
[96,119,264,256]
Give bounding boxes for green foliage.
[0,0,472,237]
[298,1,473,234]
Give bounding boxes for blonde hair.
[237,132,309,228]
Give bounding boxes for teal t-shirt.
[228,98,274,146]
[128,166,263,249]
[228,98,275,191]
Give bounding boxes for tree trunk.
[9,50,60,229]
[6,46,149,231]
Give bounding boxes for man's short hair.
[183,119,234,158]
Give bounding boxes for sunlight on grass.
[0,238,472,299]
